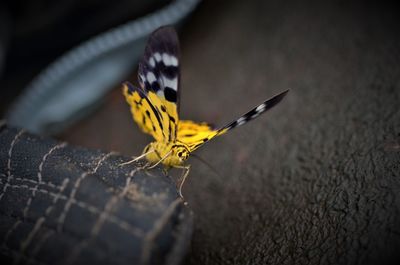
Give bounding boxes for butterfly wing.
[137,26,180,142]
[123,26,180,142]
[177,90,289,152]
[123,82,166,142]
[177,120,216,150]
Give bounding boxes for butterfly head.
[172,144,190,163]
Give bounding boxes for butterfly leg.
[173,165,191,198]
[137,161,153,171]
[119,149,154,166]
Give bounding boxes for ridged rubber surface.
[0,124,193,265]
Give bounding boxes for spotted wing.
[123,82,167,142]
[137,26,180,142]
[178,90,289,152]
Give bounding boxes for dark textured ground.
[62,1,400,264]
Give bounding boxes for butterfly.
[122,26,288,195]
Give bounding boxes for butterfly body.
[143,141,189,166]
[123,26,288,169]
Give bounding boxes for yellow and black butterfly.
[122,26,288,195]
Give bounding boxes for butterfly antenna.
[190,153,223,178]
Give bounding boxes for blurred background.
[1,0,400,264]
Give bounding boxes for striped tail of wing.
[215,89,289,136]
[180,89,289,152]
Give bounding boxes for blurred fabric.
[2,0,200,134]
[1,0,166,112]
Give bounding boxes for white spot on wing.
[146,72,156,83]
[251,113,260,119]
[162,53,171,66]
[161,53,179,66]
[161,76,178,91]
[154,53,162,62]
[149,57,155,67]
[170,56,178,66]
[237,117,246,126]
[256,103,266,113]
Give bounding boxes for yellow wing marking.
[147,92,179,142]
[123,83,179,142]
[177,120,221,152]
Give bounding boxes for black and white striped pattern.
[217,89,289,134]
[138,26,181,106]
